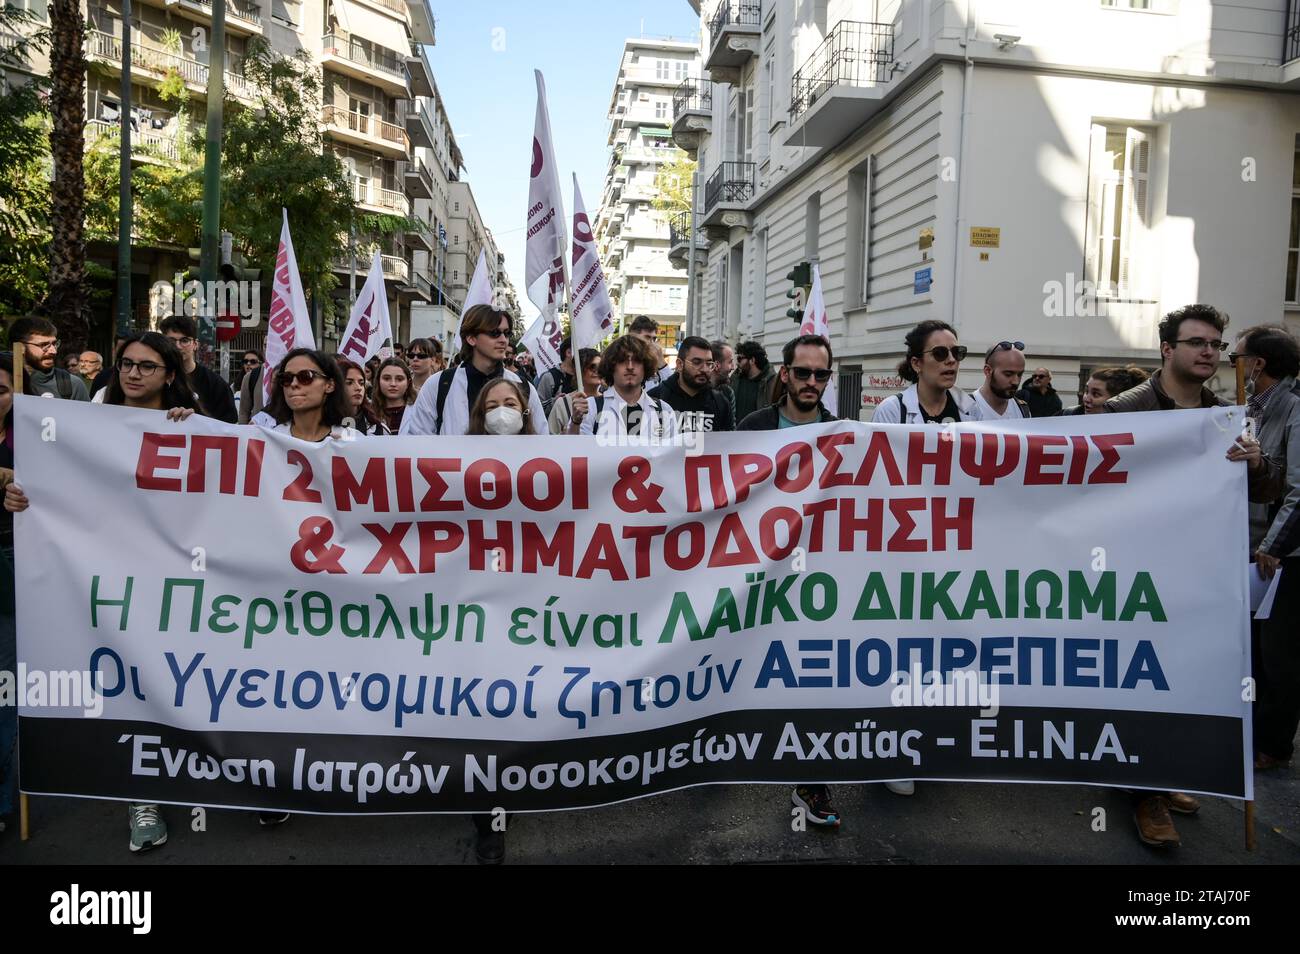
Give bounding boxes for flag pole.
[14,347,28,839]
[1236,359,1256,852]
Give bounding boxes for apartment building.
[594,37,700,351]
[1,0,520,351]
[677,0,1300,418]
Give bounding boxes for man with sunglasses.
[1016,367,1062,418]
[974,341,1032,420]
[160,316,238,423]
[650,336,734,435]
[8,316,89,401]
[1102,304,1279,848]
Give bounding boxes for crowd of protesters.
[0,304,1294,864]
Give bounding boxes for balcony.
[407,0,436,45]
[785,21,895,148]
[406,220,435,251]
[667,210,708,268]
[1286,1,1300,85]
[354,179,410,217]
[170,0,263,37]
[706,0,760,84]
[86,29,255,104]
[84,118,181,164]
[620,66,689,87]
[404,101,436,149]
[671,77,711,157]
[320,33,409,97]
[401,158,434,199]
[381,254,410,283]
[406,42,434,97]
[322,104,409,158]
[701,160,754,237]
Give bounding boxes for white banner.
[15,399,1252,812]
[262,209,316,405]
[336,252,393,366]
[570,175,614,352]
[523,70,565,372]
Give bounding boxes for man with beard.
[650,336,734,435]
[973,341,1031,420]
[737,334,838,431]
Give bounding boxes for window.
[1288,135,1300,305]
[805,192,820,261]
[655,59,669,81]
[716,259,728,334]
[675,59,689,81]
[454,234,459,245]
[655,99,667,120]
[847,156,874,307]
[1084,123,1151,298]
[454,270,459,282]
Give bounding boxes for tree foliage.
[652,151,695,217]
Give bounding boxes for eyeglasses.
[1228,352,1256,365]
[789,367,833,382]
[117,357,164,376]
[168,336,195,347]
[277,369,327,387]
[683,358,715,369]
[1176,338,1228,352]
[24,338,60,352]
[924,345,969,363]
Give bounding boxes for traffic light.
[786,261,812,322]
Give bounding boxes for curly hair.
[597,334,658,387]
[1088,365,1150,399]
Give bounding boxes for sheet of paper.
[1255,566,1283,620]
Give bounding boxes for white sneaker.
[884,780,915,796]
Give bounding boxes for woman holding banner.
[5,332,198,852]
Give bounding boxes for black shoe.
[475,829,506,864]
[792,784,840,828]
[258,812,291,827]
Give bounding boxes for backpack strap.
[434,369,456,435]
[592,395,605,435]
[897,392,906,420]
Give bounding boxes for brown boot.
[1167,792,1200,815]
[1134,795,1180,847]
[1255,752,1291,771]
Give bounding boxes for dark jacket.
[737,402,838,431]
[649,373,734,432]
[1016,382,1062,417]
[1249,377,1300,556]
[189,362,238,423]
[1103,368,1283,504]
[732,364,778,423]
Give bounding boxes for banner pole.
[1235,358,1256,851]
[12,343,28,839]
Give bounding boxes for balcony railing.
[321,33,405,81]
[1287,0,1300,63]
[381,254,410,282]
[709,0,761,38]
[354,180,410,215]
[361,0,407,17]
[322,104,409,150]
[183,0,262,28]
[672,77,712,118]
[401,158,434,196]
[670,210,706,249]
[790,21,895,120]
[84,118,181,162]
[704,160,755,212]
[87,29,253,99]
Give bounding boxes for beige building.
[1,0,513,352]
[594,36,700,352]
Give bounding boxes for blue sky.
[426,1,700,320]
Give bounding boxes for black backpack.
[433,366,533,434]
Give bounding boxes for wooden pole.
[11,343,27,840]
[1236,357,1257,851]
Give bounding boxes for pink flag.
[263,209,316,405]
[569,175,614,352]
[523,70,565,371]
[337,252,393,365]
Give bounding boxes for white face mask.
[485,405,524,435]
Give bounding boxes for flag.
[519,313,554,373]
[799,262,837,413]
[524,70,565,372]
[569,175,614,352]
[263,209,315,406]
[454,248,495,353]
[336,251,393,365]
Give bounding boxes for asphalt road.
[3,766,1297,864]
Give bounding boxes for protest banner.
[15,398,1252,813]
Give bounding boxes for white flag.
[519,314,555,373]
[799,262,837,414]
[263,209,316,405]
[523,70,565,372]
[454,248,495,353]
[336,252,393,366]
[569,175,614,352]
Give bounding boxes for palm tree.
[46,0,88,351]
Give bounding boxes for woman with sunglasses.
[548,348,601,435]
[336,357,387,434]
[872,319,979,425]
[372,357,415,435]
[406,338,441,393]
[7,332,197,853]
[264,349,351,442]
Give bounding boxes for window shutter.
[1119,126,1150,296]
[1083,123,1107,290]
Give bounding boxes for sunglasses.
[277,369,328,387]
[475,329,508,339]
[408,351,430,358]
[789,367,833,382]
[924,345,968,362]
